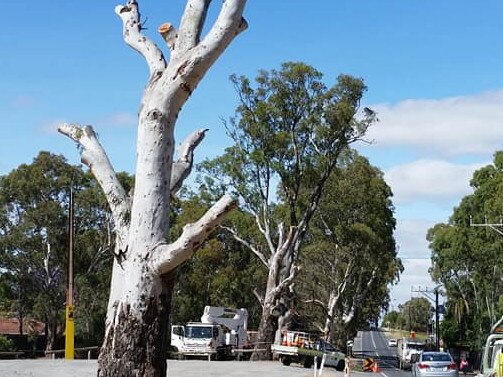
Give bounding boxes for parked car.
[388,338,397,347]
[318,340,346,370]
[411,352,458,377]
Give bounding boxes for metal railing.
[45,346,100,360]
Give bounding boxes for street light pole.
[412,285,442,349]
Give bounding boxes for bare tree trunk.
[45,316,58,353]
[98,273,174,376]
[59,1,247,375]
[251,295,277,360]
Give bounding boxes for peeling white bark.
[115,1,166,77]
[57,124,130,250]
[151,193,237,274]
[59,0,247,374]
[171,128,208,194]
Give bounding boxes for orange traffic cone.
[372,360,380,373]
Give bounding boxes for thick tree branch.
[158,23,177,52]
[304,298,329,317]
[271,265,300,297]
[253,288,263,305]
[275,226,296,263]
[202,0,248,51]
[58,124,130,248]
[164,0,247,94]
[115,0,167,78]
[151,194,237,274]
[345,266,378,324]
[177,0,211,53]
[221,225,269,267]
[170,128,208,194]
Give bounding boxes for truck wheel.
[303,357,314,368]
[281,357,292,366]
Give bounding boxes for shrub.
[0,335,15,351]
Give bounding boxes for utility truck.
[396,337,426,370]
[478,326,503,377]
[171,306,250,360]
[271,330,346,370]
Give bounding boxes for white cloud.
[395,218,433,259]
[390,259,436,306]
[366,90,503,156]
[384,159,486,204]
[389,220,441,305]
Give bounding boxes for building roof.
[0,318,45,335]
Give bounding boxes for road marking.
[370,331,378,356]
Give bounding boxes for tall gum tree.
[199,63,376,359]
[58,1,247,375]
[299,152,401,347]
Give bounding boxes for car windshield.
[321,341,335,352]
[422,353,452,362]
[185,326,213,339]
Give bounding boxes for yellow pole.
[65,186,75,360]
[65,305,75,359]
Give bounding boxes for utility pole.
[65,186,75,360]
[469,216,503,236]
[435,288,439,351]
[412,286,442,350]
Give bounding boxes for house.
[0,317,46,356]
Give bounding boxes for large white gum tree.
[58,1,247,375]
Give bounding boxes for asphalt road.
[352,330,413,377]
[0,359,356,377]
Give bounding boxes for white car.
[388,338,398,347]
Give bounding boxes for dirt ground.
[0,359,353,377]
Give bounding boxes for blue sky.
[3,0,503,307]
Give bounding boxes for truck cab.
[397,337,426,370]
[171,323,225,359]
[478,329,503,377]
[170,306,249,360]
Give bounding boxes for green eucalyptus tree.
[298,151,401,347]
[170,193,265,328]
[0,152,125,350]
[399,297,432,333]
[198,62,376,359]
[428,150,503,348]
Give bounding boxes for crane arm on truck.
[201,306,248,332]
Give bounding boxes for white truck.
[171,306,250,360]
[478,327,503,377]
[396,337,426,370]
[271,330,346,370]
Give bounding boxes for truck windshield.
[186,326,213,339]
[489,343,503,368]
[410,344,425,351]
